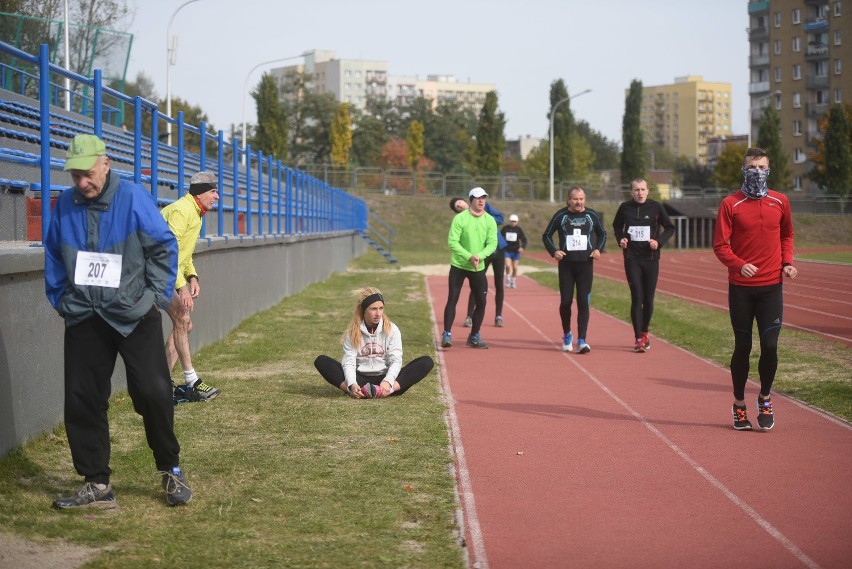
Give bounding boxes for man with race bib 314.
[542,186,607,354]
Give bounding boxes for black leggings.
[558,260,594,340]
[728,283,783,401]
[444,266,487,334]
[313,355,434,395]
[467,251,505,318]
[624,257,660,338]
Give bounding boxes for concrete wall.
[0,232,368,457]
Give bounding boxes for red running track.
[526,249,852,346]
[427,274,852,569]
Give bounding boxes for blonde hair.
[342,287,394,347]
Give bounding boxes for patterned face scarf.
[741,167,771,199]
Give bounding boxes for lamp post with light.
[241,53,308,163]
[549,88,592,203]
[166,0,202,146]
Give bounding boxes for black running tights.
[314,355,434,395]
[728,283,783,401]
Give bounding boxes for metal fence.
[0,41,368,242]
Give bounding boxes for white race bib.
[74,251,122,288]
[565,229,587,251]
[505,231,518,242]
[627,226,650,242]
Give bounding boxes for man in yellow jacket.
[161,171,221,402]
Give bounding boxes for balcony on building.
[749,81,771,94]
[805,102,830,118]
[805,43,829,60]
[804,18,829,32]
[748,26,769,41]
[750,54,770,67]
[806,74,830,89]
[748,0,769,13]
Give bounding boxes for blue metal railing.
[0,41,368,243]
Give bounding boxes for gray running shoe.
[463,316,473,328]
[160,467,192,506]
[52,482,117,510]
[190,379,221,402]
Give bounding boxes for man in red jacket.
[713,147,797,431]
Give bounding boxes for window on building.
[793,120,802,135]
[794,148,806,163]
[794,176,802,191]
[816,90,829,104]
[775,94,782,110]
[835,2,841,16]
[793,37,801,51]
[835,30,842,45]
[792,8,801,23]
[775,67,782,82]
[344,70,351,77]
[793,92,802,107]
[836,88,843,103]
[816,59,828,76]
[793,64,802,79]
[774,39,782,54]
[774,12,781,26]
[835,59,842,74]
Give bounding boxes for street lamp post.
[748,89,782,147]
[166,0,202,146]
[549,88,592,203]
[241,53,308,163]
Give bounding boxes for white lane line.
[504,303,826,569]
[426,278,489,569]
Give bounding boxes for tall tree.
[351,98,396,167]
[821,104,852,199]
[425,100,478,173]
[330,102,353,168]
[473,90,506,176]
[251,72,288,161]
[575,120,620,170]
[807,103,852,190]
[621,79,645,185]
[755,105,790,191]
[405,120,424,172]
[713,143,749,190]
[548,79,574,180]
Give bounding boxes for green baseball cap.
[64,134,106,171]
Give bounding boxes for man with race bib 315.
[612,178,675,353]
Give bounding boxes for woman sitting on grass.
[314,287,434,398]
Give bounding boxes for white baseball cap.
[468,187,488,199]
[509,214,519,222]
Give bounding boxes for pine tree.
[822,104,852,200]
[549,80,574,181]
[621,79,645,187]
[756,106,790,191]
[474,91,506,176]
[251,73,288,160]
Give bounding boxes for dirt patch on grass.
[0,532,99,569]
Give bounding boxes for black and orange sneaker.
[633,339,646,353]
[757,397,774,430]
[642,332,651,350]
[732,404,752,430]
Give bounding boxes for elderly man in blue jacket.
[44,134,192,509]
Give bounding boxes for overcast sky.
[127,0,750,146]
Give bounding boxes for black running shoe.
[732,404,752,430]
[756,397,774,430]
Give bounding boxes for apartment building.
[748,0,850,192]
[387,74,496,113]
[269,50,494,115]
[269,50,389,111]
[637,76,734,165]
